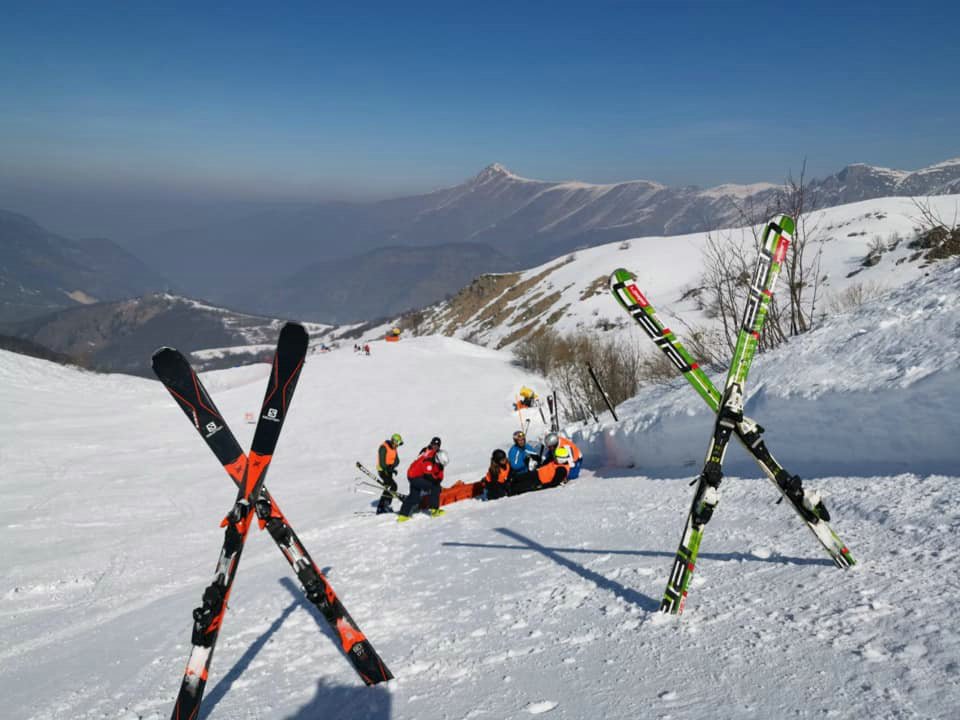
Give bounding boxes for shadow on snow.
[202,575,391,720]
[442,525,833,613]
[447,527,661,612]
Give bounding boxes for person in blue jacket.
[507,430,539,475]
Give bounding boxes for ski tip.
[152,346,178,360]
[279,322,310,351]
[609,268,635,285]
[151,346,188,378]
[767,214,796,237]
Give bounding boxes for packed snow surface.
[2,267,960,718]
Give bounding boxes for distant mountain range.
[386,194,960,354]
[130,158,960,322]
[5,157,960,332]
[0,209,169,323]
[0,293,338,376]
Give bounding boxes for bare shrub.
[828,281,886,314]
[699,159,826,353]
[512,332,555,376]
[862,236,885,267]
[908,197,960,262]
[512,331,645,422]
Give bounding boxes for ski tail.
[256,494,395,683]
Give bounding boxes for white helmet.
[434,449,449,467]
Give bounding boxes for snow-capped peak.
[473,162,518,183]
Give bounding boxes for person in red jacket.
[397,447,449,522]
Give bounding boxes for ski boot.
[428,508,446,518]
[396,515,411,523]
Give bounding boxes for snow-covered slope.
[402,194,960,351]
[3,280,960,720]
[576,260,960,478]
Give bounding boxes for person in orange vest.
[375,433,403,514]
[397,447,449,522]
[557,436,583,479]
[539,432,583,480]
[482,449,511,500]
[507,445,572,496]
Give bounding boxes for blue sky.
[1,1,958,234]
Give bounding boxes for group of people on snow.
[375,434,449,521]
[488,429,582,498]
[353,343,371,355]
[373,428,582,522]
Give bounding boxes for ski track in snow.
[2,257,960,718]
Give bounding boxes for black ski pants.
[508,466,567,497]
[484,481,509,500]
[507,470,543,497]
[377,470,398,510]
[399,475,440,516]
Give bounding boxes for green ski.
[651,215,792,613]
[609,268,855,575]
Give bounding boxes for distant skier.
[375,433,404,515]
[513,386,538,410]
[364,343,371,356]
[508,430,538,474]
[508,445,571,496]
[398,447,449,522]
[482,449,511,500]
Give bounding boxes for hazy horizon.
[2,1,959,241]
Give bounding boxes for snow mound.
[574,260,960,478]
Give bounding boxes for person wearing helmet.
[508,430,538,474]
[398,446,449,521]
[537,432,560,466]
[375,433,404,514]
[483,448,511,500]
[507,444,570,496]
[418,436,442,454]
[557,436,583,479]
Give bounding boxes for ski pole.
[587,363,619,421]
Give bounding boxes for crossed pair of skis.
[153,323,391,720]
[609,215,855,616]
